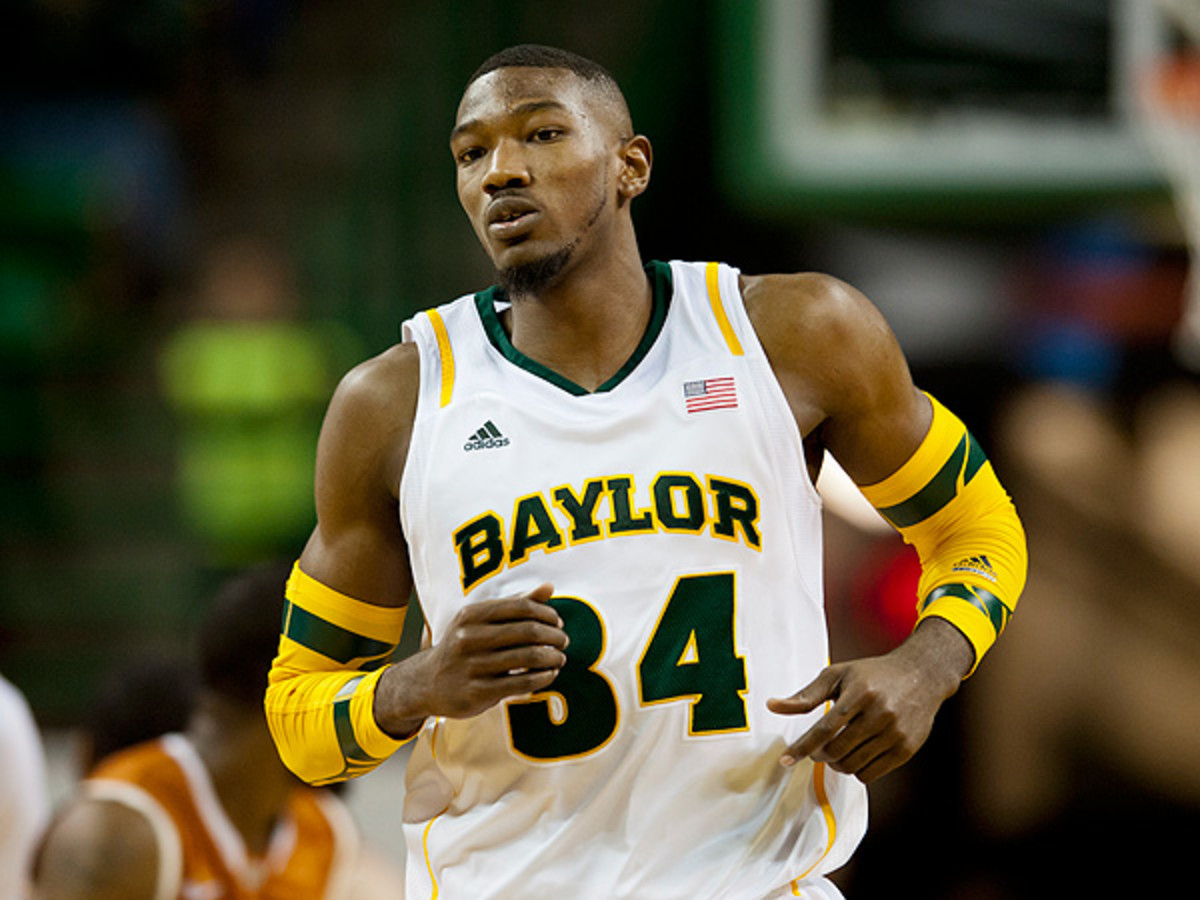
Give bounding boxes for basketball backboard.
[716,0,1180,215]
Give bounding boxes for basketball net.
[1137,4,1200,370]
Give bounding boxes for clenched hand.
[374,583,569,737]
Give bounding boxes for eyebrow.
[450,100,571,141]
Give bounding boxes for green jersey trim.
[473,260,673,396]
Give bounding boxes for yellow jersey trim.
[427,308,455,408]
[789,761,837,893]
[423,812,443,899]
[705,261,744,357]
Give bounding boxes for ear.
[616,135,652,205]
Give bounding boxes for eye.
[455,146,485,166]
[530,126,564,143]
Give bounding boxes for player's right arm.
[266,343,569,785]
[33,800,162,900]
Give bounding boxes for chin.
[490,234,551,266]
[498,244,575,296]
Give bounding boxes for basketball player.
[265,45,1027,899]
[34,563,378,899]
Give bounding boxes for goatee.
[498,245,574,298]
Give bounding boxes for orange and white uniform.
[85,733,360,900]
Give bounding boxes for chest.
[402,359,810,649]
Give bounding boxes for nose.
[483,138,530,194]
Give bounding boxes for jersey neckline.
[472,260,673,396]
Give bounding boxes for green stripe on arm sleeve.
[283,600,397,669]
[876,432,990,528]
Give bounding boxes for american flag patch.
[684,376,738,413]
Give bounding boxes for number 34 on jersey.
[507,572,749,763]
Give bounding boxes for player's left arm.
[744,271,1027,783]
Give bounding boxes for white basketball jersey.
[398,260,867,899]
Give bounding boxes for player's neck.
[188,697,296,856]
[504,241,652,392]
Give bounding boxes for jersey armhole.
[702,261,747,358]
[402,310,453,415]
[709,261,826,509]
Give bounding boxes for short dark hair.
[196,560,293,707]
[467,44,620,91]
[87,653,198,767]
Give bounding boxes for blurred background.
[2,0,1198,897]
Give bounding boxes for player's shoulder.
[327,342,420,432]
[336,341,420,404]
[739,270,886,357]
[316,342,420,496]
[34,793,162,897]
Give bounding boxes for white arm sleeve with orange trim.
[265,563,412,785]
[858,394,1027,673]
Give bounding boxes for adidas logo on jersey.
[464,420,510,451]
[951,554,997,582]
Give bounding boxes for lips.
[486,196,540,239]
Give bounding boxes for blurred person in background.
[0,673,49,900]
[33,561,404,899]
[159,238,362,572]
[264,45,1027,899]
[78,654,197,777]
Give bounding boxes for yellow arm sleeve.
[858,394,1027,674]
[264,563,412,785]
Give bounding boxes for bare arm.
[745,272,977,781]
[276,342,567,757]
[34,800,161,900]
[297,343,418,607]
[743,272,932,484]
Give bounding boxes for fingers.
[453,618,569,654]
[779,699,856,769]
[474,644,568,678]
[459,583,562,629]
[445,618,569,694]
[766,666,842,716]
[801,718,911,784]
[500,667,562,697]
[428,584,571,717]
[836,740,902,784]
[770,663,928,783]
[767,666,844,768]
[523,582,556,602]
